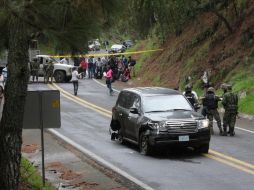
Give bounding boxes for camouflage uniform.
[203,87,223,135]
[222,88,238,136]
[45,61,54,83]
[30,59,39,82]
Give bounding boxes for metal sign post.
[39,92,46,187]
[23,90,61,188]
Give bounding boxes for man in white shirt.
[60,57,68,65]
[71,67,81,96]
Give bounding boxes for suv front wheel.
[139,131,153,155]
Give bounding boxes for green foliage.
[0,0,121,54]
[128,0,199,38]
[235,0,248,11]
[238,90,254,114]
[191,21,219,47]
[20,158,55,190]
[127,37,159,77]
[223,66,254,114]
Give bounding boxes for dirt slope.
[135,1,254,90]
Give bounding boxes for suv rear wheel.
[139,131,153,155]
[54,71,65,83]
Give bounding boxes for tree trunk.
[212,10,233,33]
[0,14,29,190]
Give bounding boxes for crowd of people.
[183,82,238,137]
[76,55,136,81]
[70,55,137,96]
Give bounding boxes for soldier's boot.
[229,127,235,136]
[222,125,227,136]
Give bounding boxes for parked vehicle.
[122,39,134,48]
[88,39,101,51]
[110,87,210,155]
[34,55,73,83]
[109,44,126,53]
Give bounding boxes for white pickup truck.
[34,55,73,83]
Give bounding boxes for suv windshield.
[143,95,192,113]
[49,57,58,63]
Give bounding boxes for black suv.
[110,87,210,155]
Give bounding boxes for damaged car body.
[110,87,210,155]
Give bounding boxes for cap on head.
[185,84,192,92]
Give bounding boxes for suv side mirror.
[130,107,139,114]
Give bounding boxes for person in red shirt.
[79,58,88,79]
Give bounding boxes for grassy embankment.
[21,158,55,190]
[131,36,254,115]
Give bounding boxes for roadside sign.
[23,90,61,188]
[23,90,61,129]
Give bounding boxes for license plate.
[179,135,189,142]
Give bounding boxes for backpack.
[226,92,238,112]
[185,91,195,106]
[204,94,217,110]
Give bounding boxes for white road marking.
[212,120,254,134]
[235,127,254,134]
[48,129,155,190]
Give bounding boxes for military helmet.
[207,87,215,93]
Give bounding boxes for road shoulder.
[22,129,131,190]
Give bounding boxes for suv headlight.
[197,119,209,129]
[147,121,167,132]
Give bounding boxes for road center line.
[48,84,111,118]
[51,83,254,176]
[209,150,254,170]
[51,83,112,114]
[204,154,254,175]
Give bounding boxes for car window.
[117,91,139,109]
[124,92,135,109]
[132,95,141,109]
[39,57,43,64]
[117,92,126,107]
[143,95,192,113]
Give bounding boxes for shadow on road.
[114,140,202,163]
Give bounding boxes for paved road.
[29,79,254,190]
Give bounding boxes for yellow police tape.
[50,48,164,58]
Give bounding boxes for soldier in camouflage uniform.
[222,85,238,136]
[45,60,54,83]
[202,87,223,135]
[30,58,39,82]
